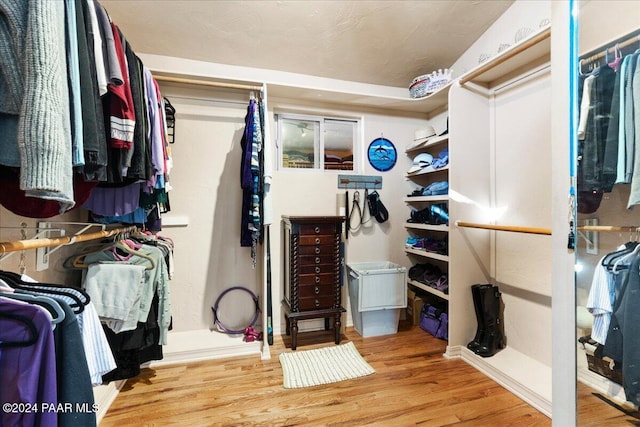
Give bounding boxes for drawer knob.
[315,276,320,284]
[315,247,321,254]
[315,299,320,307]
[314,226,320,234]
[314,286,320,294]
[315,257,320,264]
[315,237,320,244]
[315,266,320,274]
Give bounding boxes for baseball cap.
[407,153,433,174]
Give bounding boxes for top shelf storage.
[458,26,551,88]
[267,81,451,116]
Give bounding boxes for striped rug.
[279,341,375,389]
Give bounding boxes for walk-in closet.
[1,1,639,426]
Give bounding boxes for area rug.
[279,341,375,389]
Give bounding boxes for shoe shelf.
[404,222,449,232]
[404,195,449,203]
[404,247,449,262]
[408,279,449,301]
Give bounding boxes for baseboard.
[460,346,552,417]
[94,380,126,424]
[149,328,262,367]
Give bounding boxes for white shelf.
[404,223,449,232]
[405,248,449,262]
[404,195,449,203]
[408,279,449,301]
[406,135,449,153]
[458,26,550,87]
[405,164,449,178]
[268,80,451,115]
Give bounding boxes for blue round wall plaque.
[367,137,397,172]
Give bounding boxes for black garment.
[101,294,163,383]
[76,0,108,182]
[53,300,97,427]
[602,64,623,191]
[577,65,616,213]
[602,256,640,405]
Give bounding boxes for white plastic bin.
[346,262,407,337]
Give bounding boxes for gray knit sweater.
[0,0,74,212]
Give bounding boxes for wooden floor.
[101,321,547,426]
[99,321,633,426]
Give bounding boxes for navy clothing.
[240,100,256,247]
[53,300,96,427]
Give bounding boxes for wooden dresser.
[282,215,346,350]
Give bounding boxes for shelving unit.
[403,85,450,333]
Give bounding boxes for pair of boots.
[467,284,505,357]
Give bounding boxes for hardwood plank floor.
[101,321,551,426]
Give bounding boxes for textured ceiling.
[100,0,514,88]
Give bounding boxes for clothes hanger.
[70,242,156,270]
[611,242,640,273]
[0,292,65,328]
[607,44,623,72]
[0,308,38,348]
[0,271,88,313]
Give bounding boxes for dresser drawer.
[298,235,337,246]
[299,264,338,275]
[300,223,339,235]
[299,254,338,265]
[298,244,336,255]
[298,284,335,298]
[299,273,336,286]
[298,295,336,310]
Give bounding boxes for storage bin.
[346,262,407,337]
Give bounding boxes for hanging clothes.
[240,98,265,266]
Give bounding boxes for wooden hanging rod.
[154,75,263,92]
[459,27,551,85]
[578,225,640,232]
[455,221,551,235]
[0,225,137,254]
[579,28,640,65]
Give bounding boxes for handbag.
[419,304,448,340]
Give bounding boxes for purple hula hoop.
[211,286,260,334]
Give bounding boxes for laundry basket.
[346,262,407,337]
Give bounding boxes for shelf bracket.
[36,222,106,271]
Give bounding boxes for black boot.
[467,284,492,352]
[476,286,505,357]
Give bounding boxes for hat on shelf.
[407,153,433,174]
[407,126,437,150]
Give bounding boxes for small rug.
[279,341,375,389]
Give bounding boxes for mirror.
[575,1,640,423]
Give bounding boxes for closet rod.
[455,221,552,235]
[578,225,640,232]
[459,27,551,85]
[154,75,262,92]
[579,28,640,64]
[0,225,137,254]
